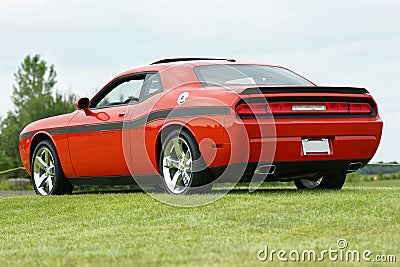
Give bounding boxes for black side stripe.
[20,106,230,139]
[20,127,66,140]
[129,107,230,128]
[20,132,35,139]
[47,128,68,135]
[68,122,123,134]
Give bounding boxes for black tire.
[294,171,346,190]
[31,140,73,195]
[158,129,212,195]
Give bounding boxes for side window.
[96,76,145,108]
[140,73,163,100]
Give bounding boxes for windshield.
[193,64,314,87]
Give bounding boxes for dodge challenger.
[19,58,383,195]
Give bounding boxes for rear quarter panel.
[126,87,240,175]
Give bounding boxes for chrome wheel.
[162,136,193,194]
[33,146,55,195]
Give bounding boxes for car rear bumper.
[203,117,382,181]
[248,134,380,162]
[209,158,371,182]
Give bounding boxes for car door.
[124,73,164,177]
[67,73,148,178]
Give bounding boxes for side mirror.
[75,97,90,110]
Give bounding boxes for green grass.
[0,187,399,266]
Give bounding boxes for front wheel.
[159,129,211,195]
[294,171,347,190]
[31,140,73,195]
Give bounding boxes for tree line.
[358,162,400,175]
[0,55,76,178]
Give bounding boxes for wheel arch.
[30,132,56,170]
[155,123,196,171]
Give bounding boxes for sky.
[0,0,399,161]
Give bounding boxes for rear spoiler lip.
[240,86,369,95]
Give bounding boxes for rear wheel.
[31,140,73,195]
[294,171,346,190]
[159,129,212,195]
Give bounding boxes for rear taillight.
[236,102,373,116]
[235,103,268,116]
[349,103,373,114]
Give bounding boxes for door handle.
[118,112,126,117]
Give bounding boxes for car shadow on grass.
[71,183,311,196]
[72,181,377,195]
[72,185,146,195]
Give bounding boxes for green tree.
[0,149,13,173]
[0,112,21,176]
[0,54,76,178]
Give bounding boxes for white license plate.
[302,138,330,155]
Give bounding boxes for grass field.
[0,181,399,266]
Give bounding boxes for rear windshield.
[193,64,313,87]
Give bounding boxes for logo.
[177,92,189,104]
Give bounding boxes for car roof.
[93,59,311,96]
[117,58,279,76]
[107,59,283,90]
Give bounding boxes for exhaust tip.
[255,165,276,175]
[347,162,363,172]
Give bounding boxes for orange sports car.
[19,58,383,195]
